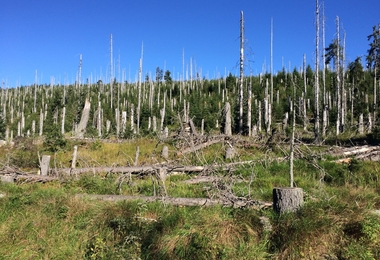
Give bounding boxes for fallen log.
[55,165,210,175]
[0,173,58,184]
[54,159,269,176]
[330,145,380,162]
[75,193,272,209]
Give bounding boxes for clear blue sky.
[1,0,379,87]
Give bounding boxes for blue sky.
[1,0,378,87]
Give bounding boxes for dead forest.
[0,7,379,207]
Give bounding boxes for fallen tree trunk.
[54,159,279,176]
[1,173,58,184]
[56,165,210,175]
[330,145,380,162]
[75,193,272,209]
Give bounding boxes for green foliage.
[10,137,39,168]
[77,174,118,195]
[367,24,380,72]
[43,124,67,152]
[89,140,103,151]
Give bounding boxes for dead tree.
[314,0,320,142]
[224,102,232,136]
[238,11,244,134]
[110,34,114,109]
[136,43,143,134]
[76,98,91,138]
[336,16,341,135]
[41,155,51,176]
[273,187,304,214]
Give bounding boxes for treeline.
[0,57,378,144]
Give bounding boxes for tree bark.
[76,98,91,138]
[224,102,232,136]
[41,155,51,176]
[314,0,320,142]
[75,194,271,209]
[273,187,304,214]
[239,11,244,134]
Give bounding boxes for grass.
[1,135,380,258]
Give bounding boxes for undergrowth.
[1,137,380,259]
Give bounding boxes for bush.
[43,124,67,152]
[11,137,39,168]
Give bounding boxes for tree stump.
[1,175,14,183]
[41,155,51,176]
[162,146,169,159]
[224,102,232,136]
[273,187,303,214]
[225,147,235,159]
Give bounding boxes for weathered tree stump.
[225,147,235,159]
[224,102,232,136]
[162,146,169,159]
[1,175,15,183]
[273,187,303,214]
[41,155,51,176]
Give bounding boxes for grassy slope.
[1,137,380,259]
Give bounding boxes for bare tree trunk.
[149,115,155,132]
[336,16,341,135]
[247,81,252,136]
[160,91,166,131]
[134,146,140,166]
[97,101,102,137]
[131,103,135,132]
[162,146,169,159]
[258,101,262,133]
[303,54,307,95]
[115,108,120,138]
[314,0,320,142]
[34,70,37,113]
[39,109,43,136]
[121,111,127,134]
[41,155,51,176]
[137,43,143,135]
[270,18,274,105]
[290,80,296,187]
[76,99,91,138]
[71,145,78,169]
[61,106,66,135]
[201,119,204,136]
[110,34,113,109]
[374,64,377,126]
[359,113,364,134]
[341,31,346,132]
[239,11,244,134]
[224,102,232,136]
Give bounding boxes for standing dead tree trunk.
[314,0,321,143]
[336,16,342,135]
[224,102,232,136]
[136,43,143,135]
[110,34,114,109]
[41,155,51,176]
[247,81,252,136]
[238,11,244,134]
[76,98,91,138]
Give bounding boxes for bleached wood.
[41,155,51,176]
[71,145,78,169]
[76,98,91,138]
[224,102,232,136]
